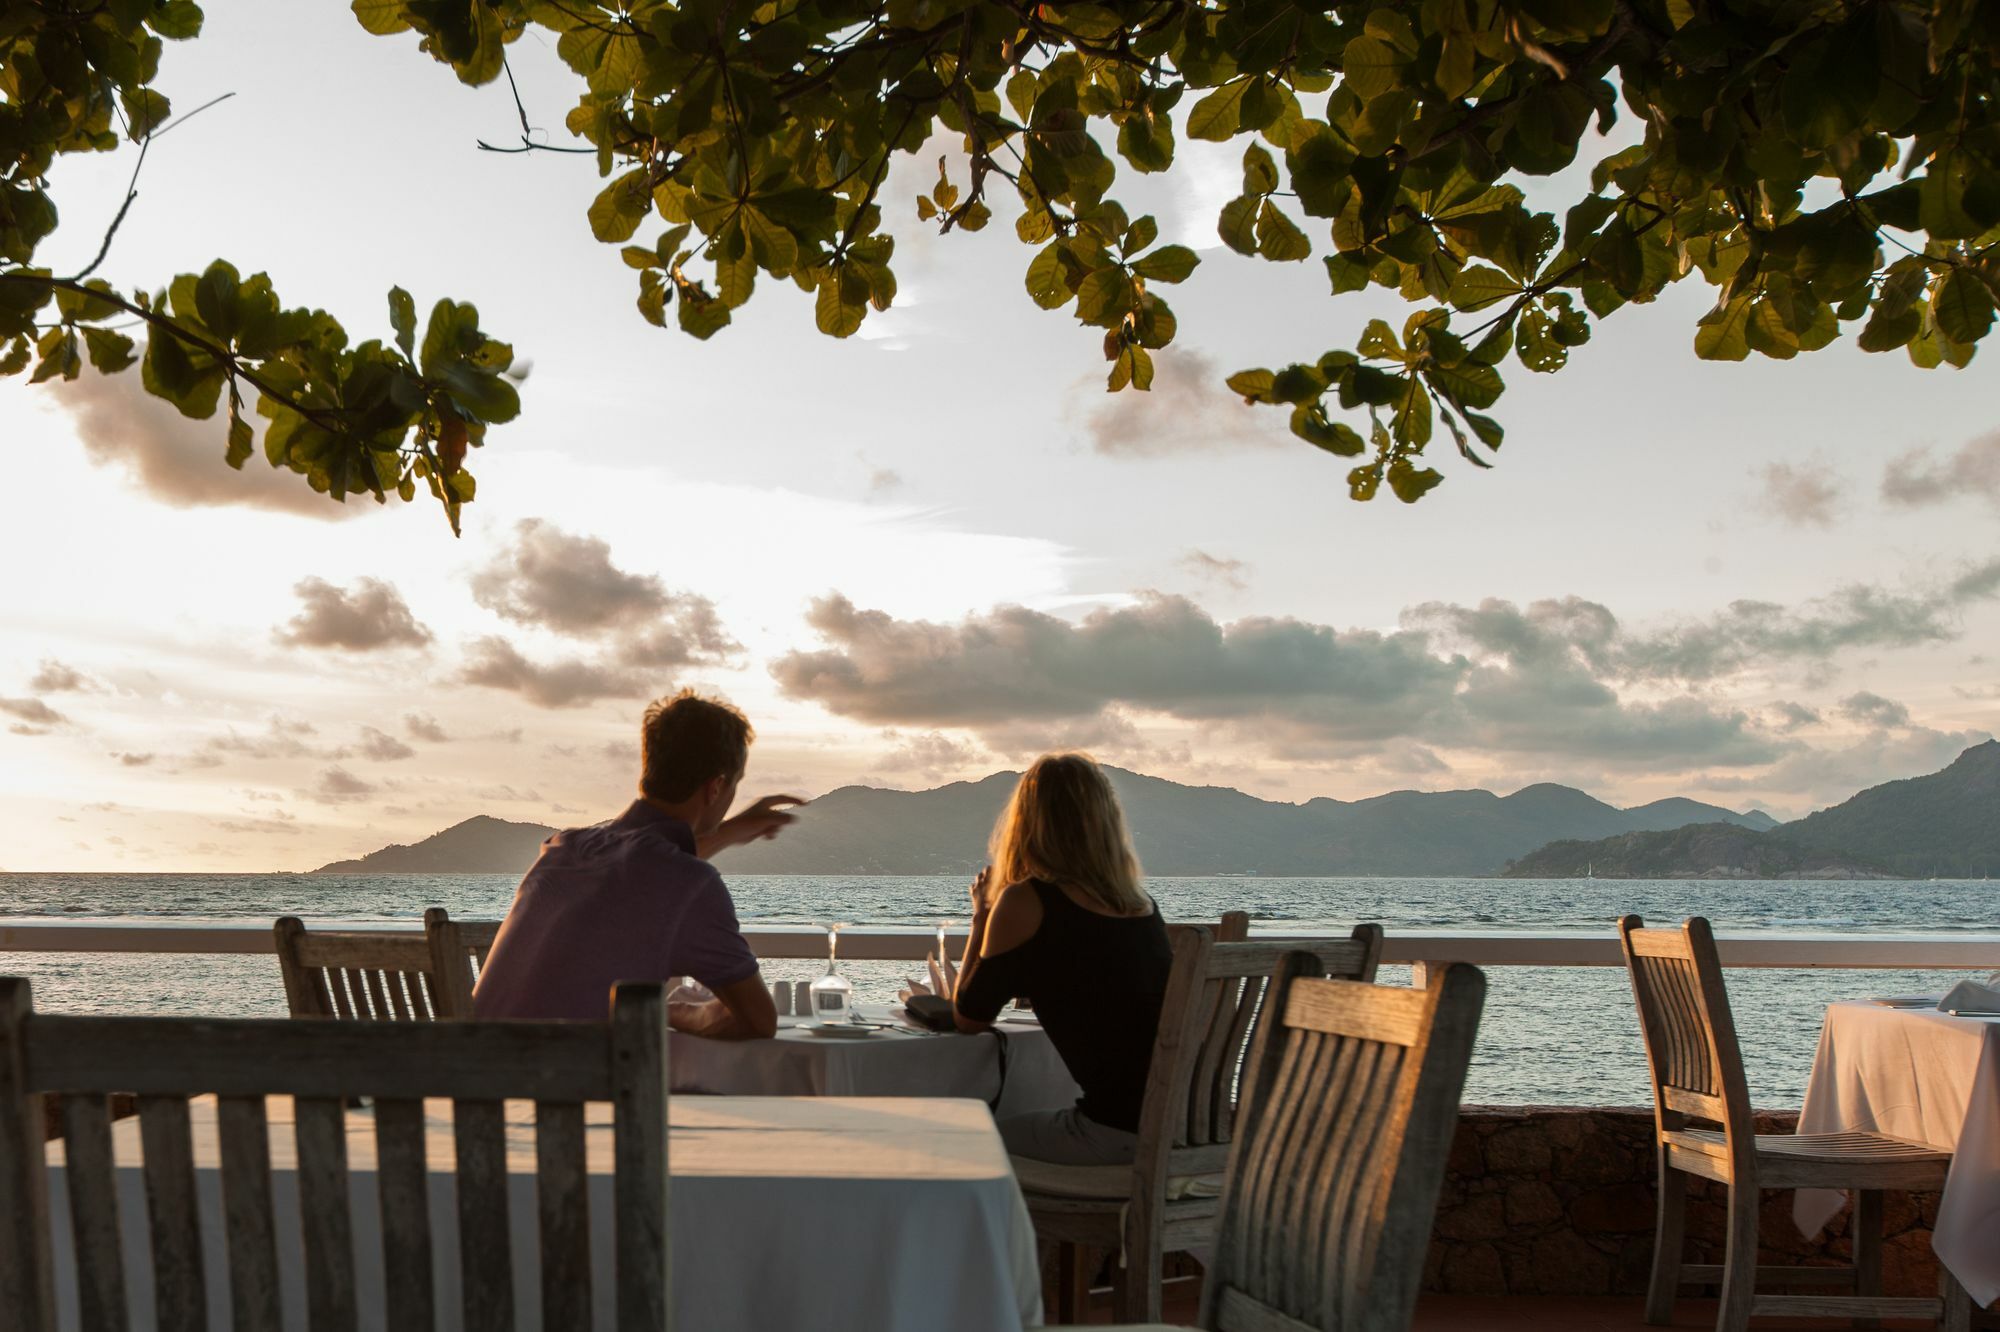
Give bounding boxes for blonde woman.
[952,753,1172,1166]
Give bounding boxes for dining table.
[45,1092,1045,1332]
[1794,998,2000,1309]
[671,1005,1081,1119]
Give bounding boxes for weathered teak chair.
[1619,915,1972,1332]
[0,976,670,1331]
[1049,957,1488,1331]
[274,907,482,1020]
[1021,924,1386,1323]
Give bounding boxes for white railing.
[1,920,1996,969]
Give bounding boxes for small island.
[1502,823,1895,880]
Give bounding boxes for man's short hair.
[640,690,753,802]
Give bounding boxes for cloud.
[460,636,648,708]
[473,784,543,802]
[460,521,739,701]
[215,816,300,836]
[1416,562,2000,688]
[111,752,155,767]
[306,766,377,804]
[1756,462,1845,527]
[274,577,432,651]
[773,590,1779,768]
[0,697,69,734]
[355,726,416,761]
[403,712,450,742]
[1179,550,1249,591]
[1882,430,2000,510]
[1767,701,1822,732]
[1080,349,1284,458]
[196,716,332,764]
[473,519,704,640]
[873,731,989,779]
[1837,691,1911,728]
[28,659,96,692]
[52,371,359,518]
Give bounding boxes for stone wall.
[1423,1105,1944,1298]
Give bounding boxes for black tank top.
[954,879,1173,1133]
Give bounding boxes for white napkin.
[1938,978,2000,1015]
[898,951,958,1005]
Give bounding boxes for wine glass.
[808,922,853,1023]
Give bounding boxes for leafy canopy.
[5,0,1999,518]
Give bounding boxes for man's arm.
[697,794,807,859]
[670,972,778,1040]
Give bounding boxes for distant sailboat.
[1586,861,1595,880]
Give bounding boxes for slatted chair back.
[1201,959,1486,1332]
[1132,926,1387,1199]
[1617,915,1755,1153]
[1169,910,1252,946]
[274,909,479,1021]
[0,977,670,1332]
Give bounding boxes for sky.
[3,3,1996,872]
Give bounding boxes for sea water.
[1,873,1991,1108]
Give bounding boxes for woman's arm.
[952,870,1043,1033]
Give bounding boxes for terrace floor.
[1056,1279,1955,1329]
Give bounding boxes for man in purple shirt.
[473,690,800,1038]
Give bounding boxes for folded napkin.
[897,951,958,1006]
[1938,978,2000,1015]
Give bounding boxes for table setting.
[43,1093,1045,1332]
[1795,973,2000,1309]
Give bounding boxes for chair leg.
[1114,1226,1164,1324]
[1853,1189,1883,1331]
[1055,1243,1087,1323]
[1644,1160,1686,1325]
[1714,1178,1758,1332]
[1941,1266,1972,1332]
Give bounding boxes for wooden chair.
[1619,915,1972,1332]
[0,975,670,1331]
[1048,958,1487,1331]
[274,908,483,1021]
[1023,924,1385,1323]
[1168,910,1252,945]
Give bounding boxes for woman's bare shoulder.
[981,879,1045,956]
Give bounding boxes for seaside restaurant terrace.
[0,913,1994,1332]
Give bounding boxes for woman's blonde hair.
[989,753,1147,914]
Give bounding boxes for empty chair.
[1619,915,1971,1332]
[274,907,481,1020]
[0,976,669,1331]
[1022,924,1385,1323]
[1049,956,1487,1331]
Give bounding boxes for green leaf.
[815,279,864,337]
[1693,296,1754,362]
[1218,196,1260,256]
[1187,81,1248,142]
[1241,144,1279,195]
[1226,368,1275,402]
[1132,246,1199,283]
[1447,266,1522,312]
[1025,244,1071,309]
[82,327,135,373]
[1340,36,1403,102]
[1932,269,1995,346]
[351,0,410,35]
[388,286,417,357]
[1254,201,1312,262]
[588,171,650,244]
[0,337,29,377]
[225,401,254,469]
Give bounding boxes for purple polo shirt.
[472,801,760,1021]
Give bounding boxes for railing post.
[1411,960,1446,989]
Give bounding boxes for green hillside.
[1782,740,2000,877]
[1503,823,1891,880]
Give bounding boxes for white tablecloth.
[1794,1001,2000,1307]
[673,1011,1079,1120]
[47,1094,1044,1332]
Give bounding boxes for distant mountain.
[312,815,553,875]
[717,767,1773,877]
[1781,739,2000,878]
[309,771,1774,878]
[1503,823,1893,880]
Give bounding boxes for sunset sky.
[3,2,1996,873]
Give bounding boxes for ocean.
[2,873,1992,1109]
